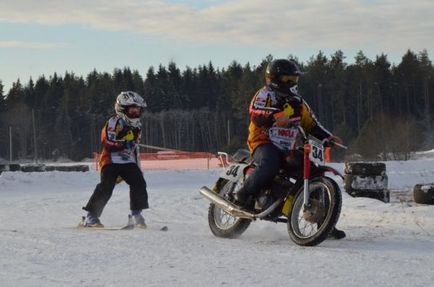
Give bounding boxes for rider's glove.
[273,111,290,127]
[325,135,343,147]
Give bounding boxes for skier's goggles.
[280,75,299,84]
[126,106,142,118]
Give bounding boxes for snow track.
[1,163,434,287]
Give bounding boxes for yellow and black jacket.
[247,86,332,153]
[98,115,141,170]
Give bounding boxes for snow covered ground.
[1,159,434,287]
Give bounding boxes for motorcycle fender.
[219,163,250,183]
[315,166,344,180]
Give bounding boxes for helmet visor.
[280,75,299,86]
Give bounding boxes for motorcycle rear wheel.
[287,177,342,246]
[208,179,251,238]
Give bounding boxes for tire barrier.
[344,162,390,203]
[9,164,22,171]
[344,162,386,176]
[0,164,89,173]
[21,164,46,172]
[43,165,89,172]
[0,164,21,172]
[413,184,434,205]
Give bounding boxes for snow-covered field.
[1,159,434,287]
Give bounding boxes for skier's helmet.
[265,59,303,95]
[115,91,147,127]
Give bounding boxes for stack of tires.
[413,184,434,205]
[344,162,389,203]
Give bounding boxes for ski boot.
[83,212,104,228]
[131,210,147,229]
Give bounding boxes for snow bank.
[0,160,434,287]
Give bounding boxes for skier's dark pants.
[237,143,283,204]
[83,163,149,217]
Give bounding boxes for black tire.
[73,165,89,172]
[20,165,33,172]
[344,174,389,202]
[21,164,46,172]
[45,166,56,171]
[344,162,386,176]
[413,184,434,205]
[343,174,354,191]
[287,177,342,246]
[344,174,388,191]
[54,166,70,171]
[9,164,21,171]
[78,165,90,172]
[346,188,390,203]
[208,179,251,238]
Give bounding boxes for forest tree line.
[0,50,433,162]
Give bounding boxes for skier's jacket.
[247,86,332,153]
[98,115,141,170]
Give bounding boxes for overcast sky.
[1,0,433,92]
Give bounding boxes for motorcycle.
[199,127,346,246]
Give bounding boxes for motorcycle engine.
[271,175,294,198]
[256,190,274,210]
[256,176,294,211]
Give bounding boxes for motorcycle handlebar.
[329,141,348,150]
[297,126,348,150]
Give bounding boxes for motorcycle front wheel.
[208,179,251,238]
[287,177,342,246]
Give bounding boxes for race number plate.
[308,139,325,165]
[219,163,249,182]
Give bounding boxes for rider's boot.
[329,227,346,239]
[233,188,253,210]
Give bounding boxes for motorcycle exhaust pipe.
[199,186,284,220]
[199,186,255,219]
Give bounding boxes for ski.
[76,216,168,231]
[76,216,132,230]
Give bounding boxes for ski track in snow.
[1,161,434,287]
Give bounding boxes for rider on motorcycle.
[235,59,346,239]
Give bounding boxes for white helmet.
[115,91,147,127]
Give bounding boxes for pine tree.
[0,80,5,112]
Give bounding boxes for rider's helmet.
[265,59,303,95]
[115,91,147,127]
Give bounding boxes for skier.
[235,59,346,239]
[82,91,149,228]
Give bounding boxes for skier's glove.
[123,140,136,150]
